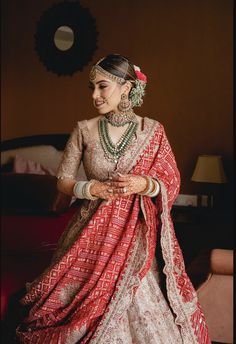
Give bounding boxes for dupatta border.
[117,117,160,175]
[159,181,211,344]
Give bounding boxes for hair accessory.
[129,65,147,107]
[133,65,147,83]
[89,64,125,85]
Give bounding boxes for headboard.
[1,133,81,215]
[1,134,69,152]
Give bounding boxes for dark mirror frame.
[35,1,98,76]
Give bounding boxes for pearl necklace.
[98,117,138,163]
[105,111,137,127]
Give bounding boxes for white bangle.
[148,179,160,197]
[73,181,87,199]
[83,180,98,201]
[139,176,160,197]
[139,176,153,195]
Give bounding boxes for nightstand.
[171,206,233,267]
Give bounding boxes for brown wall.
[1,0,233,197]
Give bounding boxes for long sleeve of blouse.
[57,122,83,180]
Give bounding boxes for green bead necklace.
[98,117,138,163]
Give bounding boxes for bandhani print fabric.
[16,118,211,343]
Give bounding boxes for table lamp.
[191,155,227,208]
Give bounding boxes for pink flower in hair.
[134,65,147,83]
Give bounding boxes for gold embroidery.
[57,122,83,180]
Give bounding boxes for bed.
[1,134,86,341]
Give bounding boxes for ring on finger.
[123,187,127,193]
[107,188,113,193]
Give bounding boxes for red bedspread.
[1,205,78,319]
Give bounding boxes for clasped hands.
[90,173,147,200]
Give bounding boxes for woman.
[16,54,210,343]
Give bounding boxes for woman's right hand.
[90,180,116,200]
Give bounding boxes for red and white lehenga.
[16,117,211,343]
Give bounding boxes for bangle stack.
[139,176,154,195]
[73,180,98,201]
[148,179,160,197]
[139,176,160,198]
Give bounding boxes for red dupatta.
[17,119,210,344]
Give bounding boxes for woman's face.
[89,73,127,114]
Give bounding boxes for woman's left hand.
[106,173,147,197]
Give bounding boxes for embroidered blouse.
[57,117,156,182]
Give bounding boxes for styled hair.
[93,54,147,108]
[97,54,137,83]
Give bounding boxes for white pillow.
[1,145,62,172]
[1,145,87,181]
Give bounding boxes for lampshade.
[191,155,227,184]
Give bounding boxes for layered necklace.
[99,112,138,163]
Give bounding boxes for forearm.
[58,178,114,201]
[57,176,159,201]
[57,178,77,197]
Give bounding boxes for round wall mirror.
[35,2,98,76]
[54,26,74,51]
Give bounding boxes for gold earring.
[118,93,132,112]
